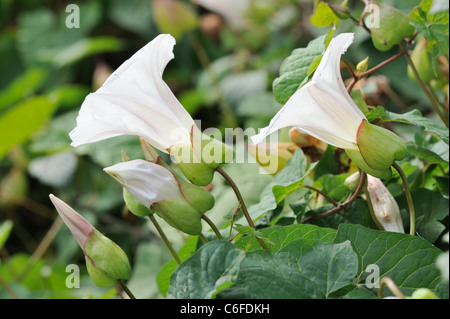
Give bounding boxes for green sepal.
[178,179,215,213]
[346,149,393,179]
[84,230,131,287]
[170,143,216,186]
[169,126,235,186]
[151,200,204,235]
[356,120,406,170]
[123,188,153,217]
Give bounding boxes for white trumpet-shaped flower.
[104,159,184,208]
[104,159,215,235]
[251,33,406,179]
[69,34,194,153]
[251,33,364,150]
[69,33,233,186]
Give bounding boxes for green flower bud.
[356,57,369,74]
[407,37,444,84]
[84,230,132,287]
[409,288,439,299]
[123,188,153,217]
[344,172,361,192]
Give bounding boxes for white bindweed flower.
[69,34,233,186]
[251,33,406,179]
[104,159,184,208]
[69,34,194,153]
[366,175,405,233]
[104,159,215,235]
[251,33,364,150]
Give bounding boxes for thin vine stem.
[0,273,19,299]
[215,167,269,251]
[304,185,339,207]
[201,215,223,240]
[399,42,449,128]
[148,214,181,265]
[198,233,208,244]
[346,48,408,93]
[301,171,366,224]
[392,163,416,236]
[378,277,405,299]
[117,279,136,299]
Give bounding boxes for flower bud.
[49,194,131,287]
[356,57,369,74]
[407,37,443,84]
[344,172,361,192]
[409,288,439,299]
[366,175,404,233]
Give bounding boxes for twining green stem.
[378,277,405,299]
[0,273,19,299]
[148,214,181,265]
[201,215,223,240]
[301,171,367,224]
[304,185,339,207]
[215,167,269,251]
[399,42,449,128]
[198,233,208,244]
[346,48,408,93]
[117,279,136,299]
[392,163,416,236]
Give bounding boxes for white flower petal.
[104,159,183,208]
[49,194,95,250]
[69,34,194,152]
[251,33,366,150]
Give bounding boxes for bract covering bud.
[355,120,406,177]
[366,175,404,233]
[84,230,132,287]
[169,125,235,186]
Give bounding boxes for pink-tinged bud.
[366,176,405,233]
[49,194,94,252]
[49,194,131,287]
